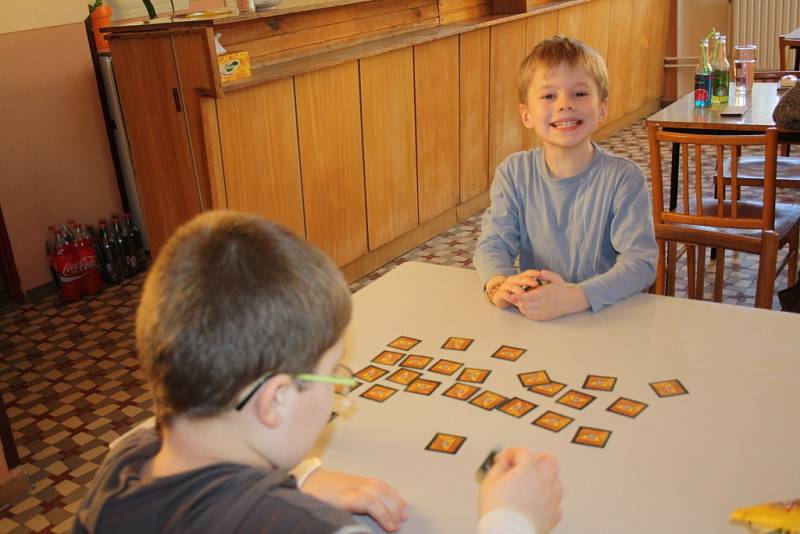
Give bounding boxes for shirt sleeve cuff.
[477,509,536,534]
[289,457,322,488]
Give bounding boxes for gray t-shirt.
[72,427,368,534]
[474,144,657,312]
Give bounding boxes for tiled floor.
[1,119,798,533]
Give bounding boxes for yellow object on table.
[731,499,800,533]
[218,51,251,83]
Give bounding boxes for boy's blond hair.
[136,211,352,426]
[518,34,609,104]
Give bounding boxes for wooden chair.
[647,125,800,308]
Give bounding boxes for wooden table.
[645,83,795,210]
[316,262,800,533]
[780,26,800,70]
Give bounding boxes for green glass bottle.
[712,35,730,104]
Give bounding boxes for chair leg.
[686,245,696,298]
[789,227,799,287]
[755,233,779,309]
[696,246,706,300]
[667,241,677,296]
[655,239,666,295]
[714,249,725,303]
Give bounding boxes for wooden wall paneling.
[605,0,634,124]
[523,11,559,149]
[198,96,228,209]
[215,79,306,237]
[438,0,493,24]
[489,20,527,178]
[415,36,459,223]
[624,0,652,115]
[556,3,586,41]
[459,28,490,202]
[108,36,202,256]
[221,0,439,63]
[173,30,218,212]
[295,61,368,266]
[583,0,611,62]
[360,48,419,250]
[646,0,670,102]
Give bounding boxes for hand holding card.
[478,448,563,534]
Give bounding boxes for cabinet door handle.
[172,88,182,112]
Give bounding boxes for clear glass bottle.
[712,34,730,104]
[694,40,712,108]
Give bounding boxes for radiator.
[731,0,800,69]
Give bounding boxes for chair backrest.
[755,70,800,82]
[647,126,778,232]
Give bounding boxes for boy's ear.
[253,374,293,429]
[598,98,608,122]
[519,103,535,129]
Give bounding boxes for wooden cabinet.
[107,0,669,282]
[110,35,204,255]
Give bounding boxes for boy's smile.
[519,62,607,165]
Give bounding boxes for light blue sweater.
[474,144,657,312]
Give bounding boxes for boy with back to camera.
[73,210,563,534]
[475,35,658,321]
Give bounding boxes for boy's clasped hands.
[487,270,590,321]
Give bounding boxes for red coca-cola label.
[55,255,97,283]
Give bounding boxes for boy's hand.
[479,448,562,533]
[508,270,589,320]
[301,469,407,532]
[489,271,543,308]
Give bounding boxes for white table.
[315,262,800,533]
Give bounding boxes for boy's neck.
[542,140,595,179]
[147,415,275,478]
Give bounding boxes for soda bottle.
[694,40,712,108]
[97,223,124,284]
[53,228,82,302]
[124,213,146,272]
[74,225,103,295]
[711,34,730,105]
[45,225,61,293]
[111,215,135,277]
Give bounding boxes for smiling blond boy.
[475,35,657,320]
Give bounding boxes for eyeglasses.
[234,364,357,411]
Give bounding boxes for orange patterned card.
[399,355,433,370]
[425,432,466,454]
[429,359,463,375]
[556,390,596,410]
[572,426,612,448]
[354,365,388,382]
[457,367,491,383]
[360,384,397,403]
[442,383,480,401]
[386,369,421,386]
[372,350,405,366]
[492,345,527,361]
[649,379,688,397]
[469,390,508,410]
[518,370,551,388]
[442,337,474,351]
[530,381,566,397]
[499,397,537,418]
[405,378,441,396]
[582,375,617,391]
[607,397,648,418]
[388,336,421,351]
[532,411,574,433]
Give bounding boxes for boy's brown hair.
[136,211,352,425]
[518,34,609,104]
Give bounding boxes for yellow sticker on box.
[219,51,251,82]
